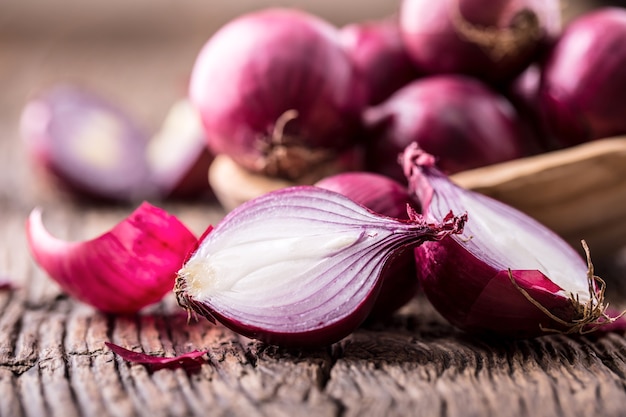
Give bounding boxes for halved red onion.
[189,8,366,180]
[539,8,626,147]
[402,143,614,337]
[175,186,465,347]
[20,84,154,202]
[146,99,213,200]
[315,172,420,318]
[339,17,420,105]
[364,75,530,183]
[399,0,561,84]
[26,202,197,313]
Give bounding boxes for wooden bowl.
[451,137,626,257]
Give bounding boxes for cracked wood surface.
[2,34,626,417]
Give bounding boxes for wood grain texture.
[2,37,626,417]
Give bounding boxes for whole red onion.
[399,0,561,84]
[315,172,420,318]
[539,8,626,147]
[364,75,530,183]
[189,8,366,180]
[339,17,420,105]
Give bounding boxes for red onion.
[315,172,420,318]
[19,85,154,202]
[539,8,626,147]
[175,186,465,347]
[189,8,366,180]
[402,144,616,337]
[399,0,561,84]
[146,99,214,200]
[364,75,530,183]
[506,63,553,152]
[26,202,197,313]
[339,17,420,105]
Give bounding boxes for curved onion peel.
[402,143,619,337]
[105,342,207,373]
[26,202,197,313]
[175,186,465,347]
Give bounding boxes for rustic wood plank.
[0,368,23,417]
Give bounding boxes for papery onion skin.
[105,342,207,373]
[20,84,154,202]
[315,172,420,317]
[26,202,197,313]
[365,75,529,183]
[414,237,575,337]
[189,8,366,180]
[539,8,626,147]
[399,0,561,84]
[176,186,465,347]
[403,145,599,338]
[339,17,420,105]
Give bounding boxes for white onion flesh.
[433,174,590,301]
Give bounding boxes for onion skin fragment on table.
[25,202,198,314]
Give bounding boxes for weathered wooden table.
[2,31,626,417]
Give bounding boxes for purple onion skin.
[20,85,153,202]
[365,75,530,183]
[340,17,420,105]
[197,290,381,348]
[315,172,420,318]
[505,64,554,153]
[399,0,561,85]
[415,239,574,338]
[315,172,418,219]
[539,8,626,147]
[189,8,366,178]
